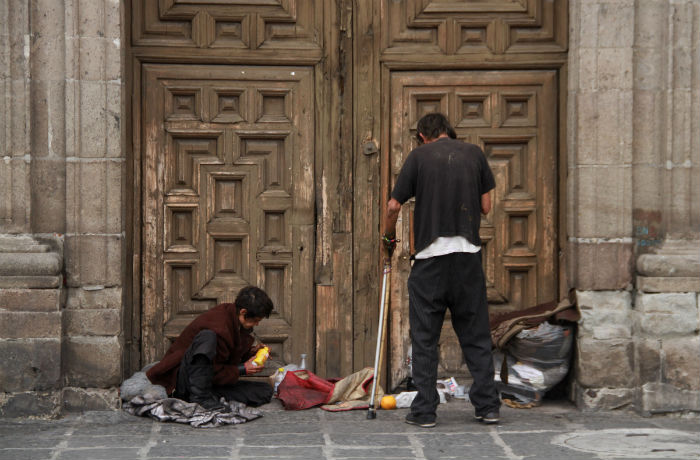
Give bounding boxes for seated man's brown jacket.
[146,303,255,395]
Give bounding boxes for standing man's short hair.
[235,286,274,318]
[416,113,453,143]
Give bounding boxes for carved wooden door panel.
[141,64,315,367]
[389,70,558,378]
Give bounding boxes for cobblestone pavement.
[0,399,698,460]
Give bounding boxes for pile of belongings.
[489,296,580,408]
[276,367,383,411]
[120,367,262,428]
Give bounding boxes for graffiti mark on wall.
[633,209,662,249]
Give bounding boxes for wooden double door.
[129,0,567,382]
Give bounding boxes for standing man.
[383,113,500,427]
[147,285,274,410]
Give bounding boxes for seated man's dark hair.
[235,286,274,319]
[416,112,454,142]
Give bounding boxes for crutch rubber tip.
[367,409,377,419]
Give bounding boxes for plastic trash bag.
[394,391,417,408]
[120,369,168,401]
[508,322,574,365]
[494,322,573,406]
[393,389,450,408]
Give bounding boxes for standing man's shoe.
[405,413,436,428]
[474,411,500,424]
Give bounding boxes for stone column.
[661,1,700,234]
[631,1,699,413]
[29,0,66,233]
[568,0,636,409]
[0,1,67,417]
[570,0,700,412]
[568,0,636,291]
[1,1,32,232]
[62,0,123,410]
[0,0,123,416]
[633,0,700,247]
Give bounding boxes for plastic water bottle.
[273,367,285,394]
[299,353,307,370]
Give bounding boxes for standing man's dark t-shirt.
[390,137,495,253]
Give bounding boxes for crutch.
[367,259,391,419]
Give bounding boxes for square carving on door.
[382,0,566,56]
[132,0,321,51]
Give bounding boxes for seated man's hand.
[243,355,264,375]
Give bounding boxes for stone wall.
[635,242,700,412]
[569,0,700,412]
[0,0,123,417]
[1,0,699,417]
[0,235,64,416]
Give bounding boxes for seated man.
[147,286,274,410]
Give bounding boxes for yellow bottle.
[252,347,270,367]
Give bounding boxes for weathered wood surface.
[353,0,384,377]
[127,0,567,386]
[314,0,355,379]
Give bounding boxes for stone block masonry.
[574,290,636,410]
[0,0,125,417]
[569,0,700,413]
[573,239,700,413]
[635,293,698,337]
[0,236,64,417]
[633,240,700,414]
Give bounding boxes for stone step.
[637,254,700,277]
[0,253,62,276]
[637,276,700,293]
[0,235,51,253]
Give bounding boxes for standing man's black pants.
[408,252,500,419]
[174,330,272,407]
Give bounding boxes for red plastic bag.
[276,370,335,410]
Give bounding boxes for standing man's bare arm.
[385,198,402,236]
[481,192,491,215]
